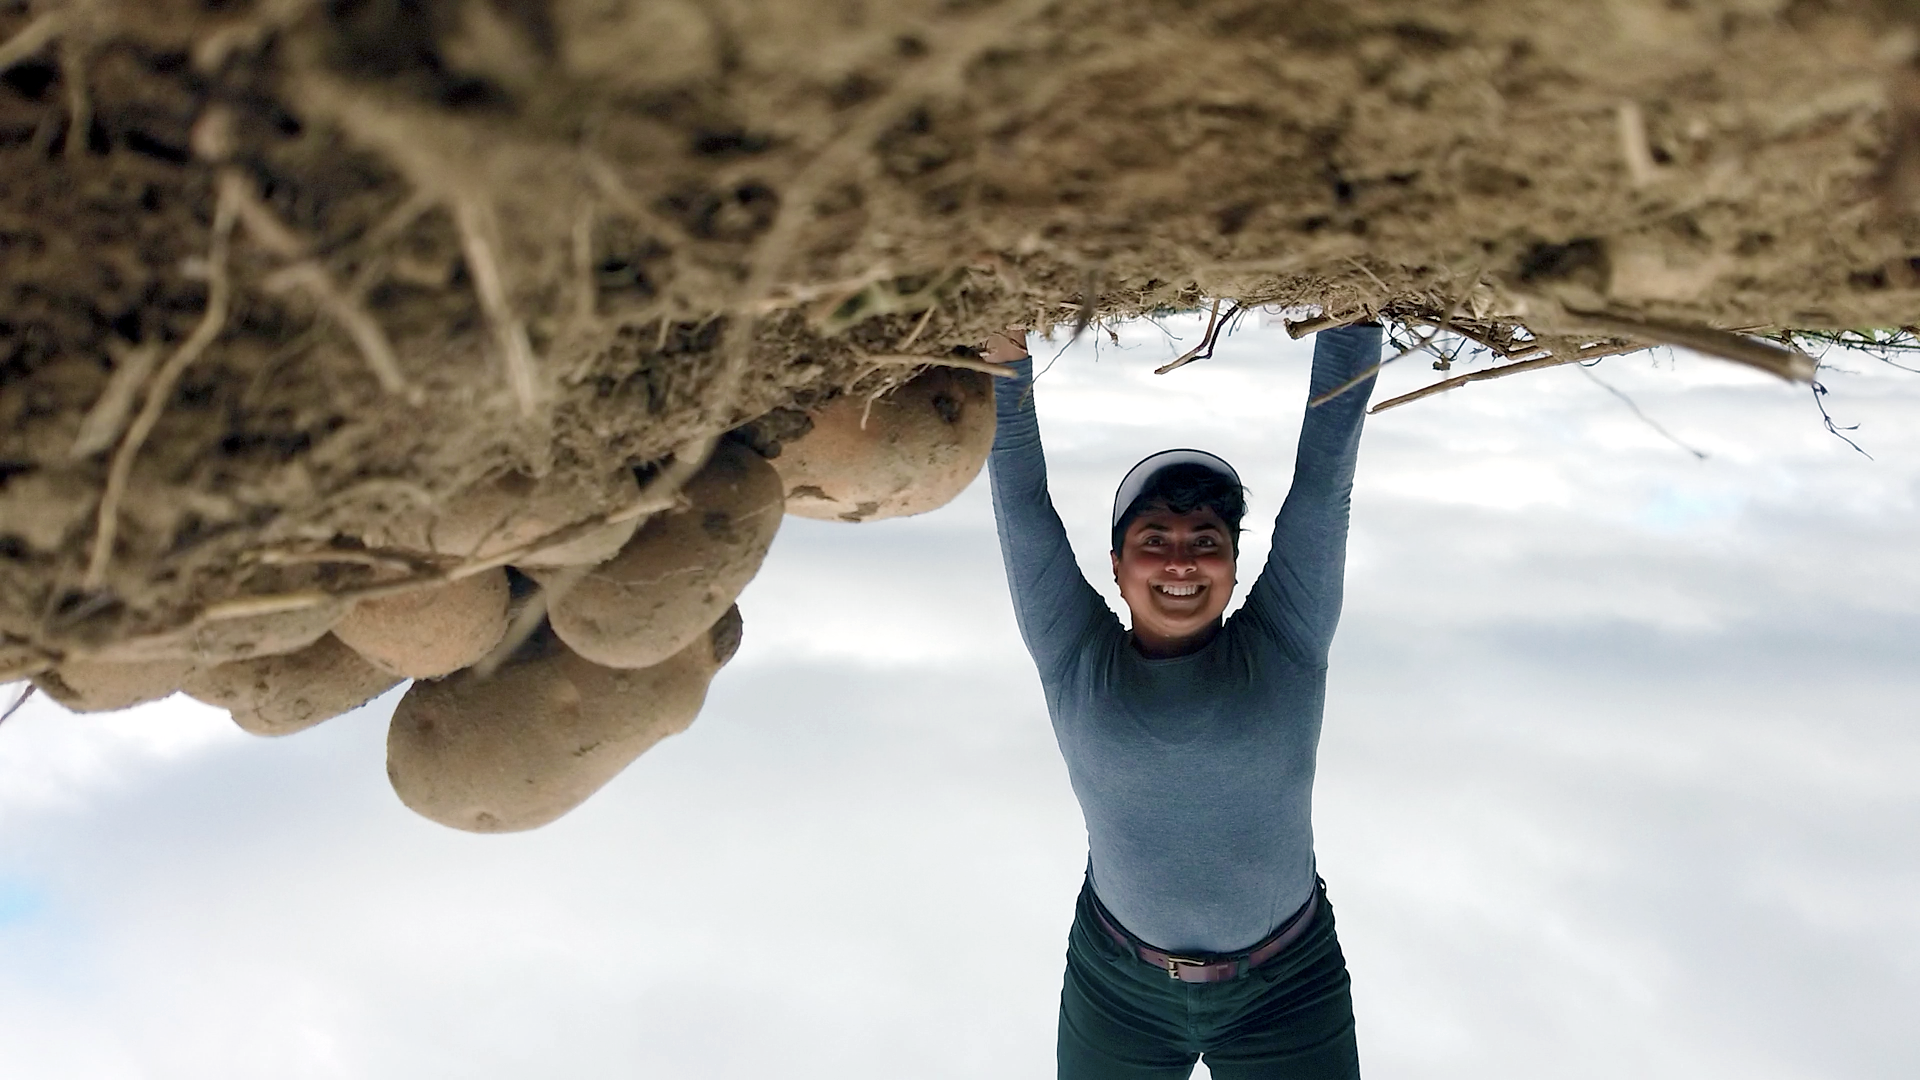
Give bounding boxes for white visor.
[1111,448,1242,529]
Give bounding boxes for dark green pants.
[1057,879,1361,1080]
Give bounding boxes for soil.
[4,0,1920,674]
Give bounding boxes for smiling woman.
[1108,454,1246,659]
[986,323,1383,1078]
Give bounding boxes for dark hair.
[1111,463,1248,553]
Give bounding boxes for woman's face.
[1110,503,1237,657]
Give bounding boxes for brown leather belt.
[1091,888,1319,984]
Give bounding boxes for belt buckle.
[1163,955,1208,981]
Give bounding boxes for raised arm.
[1240,323,1382,665]
[987,344,1117,679]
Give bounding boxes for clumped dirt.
[4,0,1920,674]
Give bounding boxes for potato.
[375,466,642,569]
[184,634,404,737]
[770,367,994,522]
[547,441,780,669]
[387,606,743,833]
[32,658,196,713]
[90,602,348,665]
[333,569,511,679]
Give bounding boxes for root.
[452,197,540,416]
[256,547,439,574]
[1310,276,1478,407]
[224,172,306,254]
[360,188,437,250]
[1616,102,1659,188]
[84,174,241,588]
[220,164,416,398]
[469,565,588,680]
[59,37,89,159]
[1401,314,1541,360]
[579,153,687,253]
[1578,365,1708,460]
[862,353,1016,379]
[1561,308,1816,382]
[262,262,414,399]
[0,11,63,71]
[898,304,937,349]
[0,682,37,726]
[68,343,160,459]
[1,647,54,685]
[717,0,1058,419]
[571,203,597,327]
[1071,266,1102,342]
[152,441,721,644]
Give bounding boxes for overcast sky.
[2,313,1916,1080]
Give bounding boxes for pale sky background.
[1,313,1917,1079]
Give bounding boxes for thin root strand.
[84,175,241,588]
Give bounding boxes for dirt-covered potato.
[184,634,404,737]
[89,602,349,666]
[770,367,994,522]
[373,466,642,569]
[32,658,197,713]
[547,442,781,669]
[386,607,744,833]
[333,570,511,679]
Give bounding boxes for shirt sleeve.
[1239,323,1381,666]
[988,357,1118,680]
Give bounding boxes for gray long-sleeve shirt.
[988,325,1380,954]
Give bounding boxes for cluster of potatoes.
[31,367,995,832]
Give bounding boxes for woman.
[982,320,1382,1080]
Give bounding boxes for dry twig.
[1284,311,1370,340]
[1369,340,1647,413]
[1156,299,1228,374]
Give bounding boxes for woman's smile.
[1111,504,1238,656]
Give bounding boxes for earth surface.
[4,0,1920,674]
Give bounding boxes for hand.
[980,326,1031,364]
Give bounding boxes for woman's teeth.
[1155,583,1201,597]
